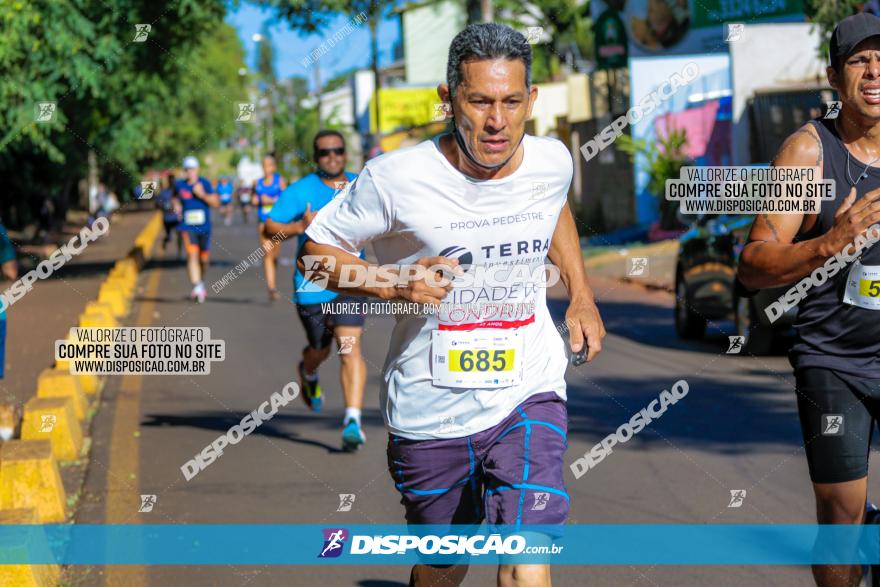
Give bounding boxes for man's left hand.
[565,298,605,363]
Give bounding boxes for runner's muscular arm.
[547,203,605,361]
[739,124,880,289]
[264,204,314,240]
[298,240,458,305]
[192,182,220,208]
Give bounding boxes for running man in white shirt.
[302,23,604,587]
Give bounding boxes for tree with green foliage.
[806,0,862,62]
[618,127,690,230]
[0,0,246,227]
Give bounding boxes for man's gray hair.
[446,23,532,98]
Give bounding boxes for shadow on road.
[547,297,793,356]
[564,372,802,454]
[141,411,386,454]
[357,580,408,587]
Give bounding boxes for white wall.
[530,82,568,136]
[321,84,354,127]
[729,23,826,165]
[403,0,467,85]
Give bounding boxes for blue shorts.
[181,230,211,254]
[0,319,6,379]
[295,295,365,350]
[387,392,569,529]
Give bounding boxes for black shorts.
[796,367,880,484]
[296,295,365,350]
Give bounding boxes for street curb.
[584,239,678,293]
[0,211,162,583]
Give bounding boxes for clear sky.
[226,2,401,88]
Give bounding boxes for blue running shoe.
[298,361,322,413]
[341,419,366,452]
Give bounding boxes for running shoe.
[191,283,206,304]
[298,361,322,413]
[341,419,366,452]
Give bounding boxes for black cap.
[830,12,880,68]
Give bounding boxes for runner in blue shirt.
[0,223,17,383]
[175,156,219,303]
[156,175,182,259]
[265,130,367,451]
[255,156,287,301]
[216,176,235,227]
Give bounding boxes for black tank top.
[789,118,880,377]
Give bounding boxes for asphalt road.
[70,209,880,587]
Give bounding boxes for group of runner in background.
[150,133,368,451]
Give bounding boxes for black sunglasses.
[317,147,345,157]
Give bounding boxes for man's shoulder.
[287,173,320,193]
[525,134,571,163]
[774,121,822,167]
[364,139,438,175]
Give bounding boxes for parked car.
[674,214,796,354]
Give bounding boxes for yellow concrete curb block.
[0,440,66,523]
[79,311,119,329]
[105,273,135,294]
[36,369,87,420]
[0,508,61,587]
[54,337,103,395]
[84,301,119,324]
[113,257,138,276]
[21,397,84,462]
[98,282,131,317]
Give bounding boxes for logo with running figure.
[337,493,355,511]
[726,336,745,354]
[39,414,56,433]
[728,489,746,508]
[531,492,550,511]
[236,103,256,122]
[138,494,157,513]
[140,181,157,200]
[628,257,648,277]
[337,336,355,355]
[133,24,151,42]
[318,528,348,558]
[824,101,842,120]
[725,23,745,43]
[35,102,57,123]
[822,414,844,436]
[299,255,336,292]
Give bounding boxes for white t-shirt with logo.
[306,134,573,440]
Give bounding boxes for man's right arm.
[738,123,880,289]
[264,187,310,240]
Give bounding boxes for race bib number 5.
[432,329,523,389]
[844,260,880,310]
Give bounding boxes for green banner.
[694,0,804,29]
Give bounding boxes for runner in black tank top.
[737,13,880,587]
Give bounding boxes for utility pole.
[481,0,493,22]
[315,60,322,128]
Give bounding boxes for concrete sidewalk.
[1,210,155,410]
[583,239,678,292]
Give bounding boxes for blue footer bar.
[0,524,878,565]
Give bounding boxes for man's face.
[447,58,536,169]
[315,135,346,177]
[185,167,199,183]
[262,157,276,176]
[831,37,880,119]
